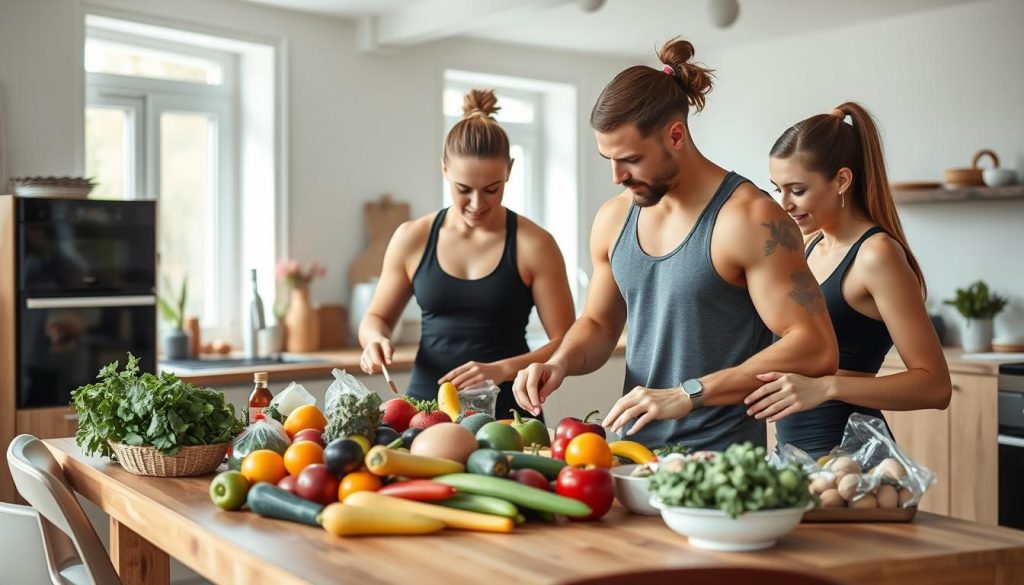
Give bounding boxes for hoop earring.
[839,191,846,208]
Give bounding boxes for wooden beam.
[110,517,170,585]
[359,0,576,52]
[1,195,16,503]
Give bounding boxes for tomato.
[283,441,325,476]
[338,471,383,502]
[239,449,288,485]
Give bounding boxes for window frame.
[85,28,240,338]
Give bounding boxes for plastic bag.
[228,418,290,471]
[772,413,936,508]
[268,381,316,417]
[324,368,374,414]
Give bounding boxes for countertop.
[881,346,1019,376]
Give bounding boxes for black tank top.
[408,208,536,419]
[776,227,893,458]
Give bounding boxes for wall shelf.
[893,184,1024,204]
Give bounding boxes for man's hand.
[602,386,693,436]
[512,362,566,416]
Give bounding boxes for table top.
[46,438,1024,585]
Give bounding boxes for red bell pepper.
[555,410,606,441]
[555,465,614,521]
[377,480,456,501]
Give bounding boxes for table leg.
[110,517,170,585]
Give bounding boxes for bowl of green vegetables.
[648,442,812,551]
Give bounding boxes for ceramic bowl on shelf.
[983,168,1017,187]
[650,496,809,551]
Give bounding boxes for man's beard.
[622,151,678,208]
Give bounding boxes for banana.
[437,382,461,421]
[608,440,656,464]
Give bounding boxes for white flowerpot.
[961,318,994,353]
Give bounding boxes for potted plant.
[276,260,326,352]
[158,276,189,360]
[944,280,1008,353]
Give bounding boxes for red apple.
[291,428,324,446]
[277,474,299,495]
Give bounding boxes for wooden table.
[46,438,1024,585]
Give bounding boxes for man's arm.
[699,191,839,406]
[512,194,630,414]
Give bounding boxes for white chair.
[0,501,52,584]
[7,434,121,585]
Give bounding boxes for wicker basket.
[110,441,228,477]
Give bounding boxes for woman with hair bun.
[746,102,952,457]
[359,89,574,419]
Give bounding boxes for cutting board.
[348,194,410,286]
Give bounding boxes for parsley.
[71,354,246,459]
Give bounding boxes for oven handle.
[25,295,156,309]
[998,434,1024,448]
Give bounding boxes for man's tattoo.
[788,269,826,315]
[762,220,802,256]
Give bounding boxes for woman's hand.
[602,386,693,436]
[745,372,835,423]
[439,361,512,390]
[360,338,394,375]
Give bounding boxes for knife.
[381,364,400,394]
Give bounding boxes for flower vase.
[284,287,320,352]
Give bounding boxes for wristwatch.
[680,378,704,411]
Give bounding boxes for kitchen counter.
[882,346,1019,376]
[164,335,629,387]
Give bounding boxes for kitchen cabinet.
[15,407,81,442]
[881,368,999,525]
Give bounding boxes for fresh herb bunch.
[649,442,812,518]
[262,403,285,424]
[323,391,383,443]
[71,354,246,459]
[654,443,690,458]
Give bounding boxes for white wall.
[691,0,1024,344]
[0,0,630,316]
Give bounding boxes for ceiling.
[239,0,984,56]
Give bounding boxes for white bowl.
[650,496,808,551]
[610,464,659,515]
[983,168,1017,187]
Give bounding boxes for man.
[512,39,838,451]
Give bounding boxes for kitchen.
[2,0,1024,583]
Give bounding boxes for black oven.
[15,198,157,409]
[998,362,1024,530]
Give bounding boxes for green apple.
[209,470,250,511]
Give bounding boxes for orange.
[565,433,614,469]
[283,441,325,477]
[239,449,288,485]
[283,404,327,438]
[338,471,382,502]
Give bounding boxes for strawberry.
[408,407,452,430]
[381,398,419,433]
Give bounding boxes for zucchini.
[505,451,566,480]
[345,491,514,533]
[364,445,465,478]
[436,493,518,518]
[319,503,444,536]
[434,473,591,518]
[466,449,511,477]
[246,483,323,527]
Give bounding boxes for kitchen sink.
[160,355,330,371]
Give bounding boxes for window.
[85,24,239,338]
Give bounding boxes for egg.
[809,475,835,495]
[877,484,899,509]
[874,458,907,482]
[409,423,478,463]
[827,456,862,476]
[898,487,915,507]
[837,473,861,501]
[851,493,878,509]
[819,489,845,508]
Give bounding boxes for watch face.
[683,379,702,395]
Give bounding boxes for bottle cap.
[253,372,269,383]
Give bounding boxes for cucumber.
[466,449,511,477]
[436,493,519,518]
[505,451,566,480]
[434,473,592,518]
[246,483,323,527]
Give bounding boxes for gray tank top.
[610,171,772,451]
